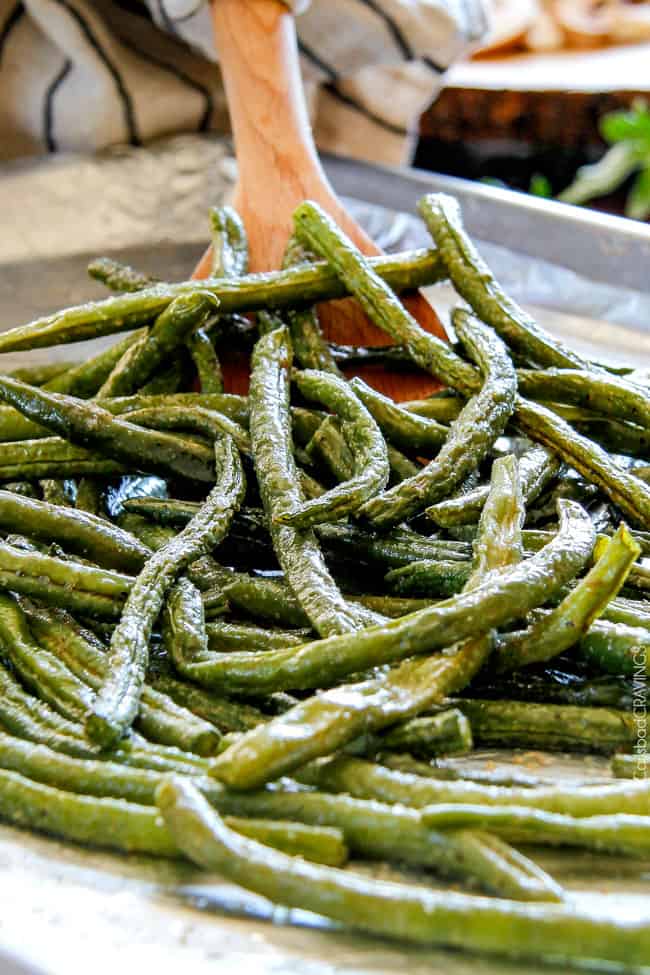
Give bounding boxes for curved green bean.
[496,524,639,671]
[360,312,516,528]
[0,377,216,483]
[210,499,590,788]
[278,369,388,528]
[0,489,149,571]
[349,377,448,452]
[158,779,650,971]
[428,445,560,528]
[87,436,245,749]
[249,326,364,636]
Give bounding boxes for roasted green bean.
[278,369,388,528]
[0,250,445,353]
[87,436,245,748]
[249,326,365,636]
[158,779,650,971]
[360,312,516,528]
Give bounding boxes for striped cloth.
[0,0,489,164]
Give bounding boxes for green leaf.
[558,142,640,206]
[529,173,552,198]
[626,165,650,221]
[601,100,650,147]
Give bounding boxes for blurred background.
[417,1,650,221]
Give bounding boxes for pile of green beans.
[1,197,650,972]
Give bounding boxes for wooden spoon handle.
[206,0,378,273]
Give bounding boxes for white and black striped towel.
[0,0,489,164]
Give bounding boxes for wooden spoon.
[194,0,446,400]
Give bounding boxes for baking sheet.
[1,135,650,975]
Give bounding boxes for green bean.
[303,754,650,816]
[0,391,250,446]
[210,479,582,790]
[385,559,470,597]
[121,499,472,573]
[612,754,650,779]
[163,574,209,666]
[249,327,364,636]
[0,598,92,722]
[206,499,591,702]
[0,544,126,617]
[0,437,129,480]
[209,205,249,278]
[9,362,78,386]
[124,405,251,455]
[421,802,650,857]
[349,377,448,452]
[0,767,179,855]
[278,370,388,528]
[577,619,650,676]
[193,207,248,393]
[373,709,473,758]
[0,489,149,571]
[305,414,354,481]
[0,250,445,353]
[0,656,210,773]
[44,331,148,398]
[0,658,103,758]
[329,343,415,371]
[0,728,347,863]
[318,522,471,568]
[403,393,464,425]
[0,377,216,484]
[148,673,265,733]
[159,779,650,971]
[97,291,217,397]
[554,408,650,460]
[360,312,516,529]
[88,257,156,292]
[187,328,223,394]
[516,391,650,530]
[138,355,189,395]
[428,445,560,528]
[386,444,421,482]
[381,754,554,789]
[455,699,636,754]
[348,594,431,617]
[221,817,348,866]
[75,477,104,516]
[601,593,650,629]
[118,512,176,552]
[496,525,639,671]
[222,575,311,628]
[0,540,132,597]
[108,392,250,426]
[371,457,522,760]
[87,436,245,749]
[419,193,592,371]
[518,367,650,431]
[0,724,545,894]
[122,497,200,526]
[207,620,313,652]
[293,201,477,394]
[282,234,341,374]
[26,605,222,755]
